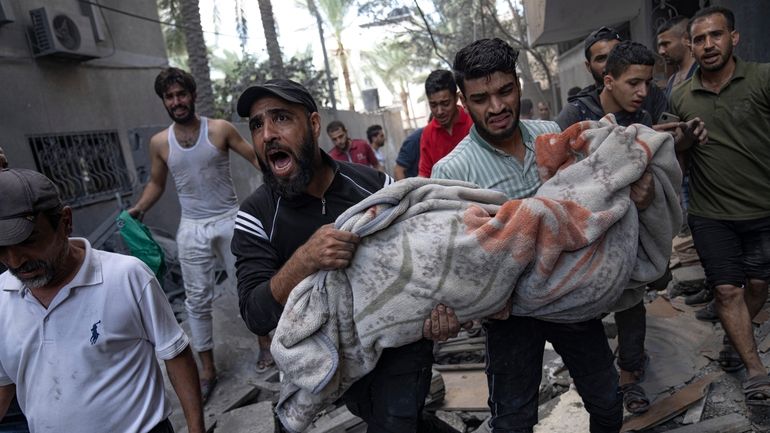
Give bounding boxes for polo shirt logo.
[90,320,102,345]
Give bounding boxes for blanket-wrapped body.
[273,117,682,432]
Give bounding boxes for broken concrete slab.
[535,387,589,433]
[440,369,489,411]
[671,265,705,284]
[621,373,720,432]
[435,410,468,433]
[661,413,751,433]
[641,307,714,401]
[305,405,363,433]
[646,297,680,319]
[215,401,276,433]
[681,396,706,424]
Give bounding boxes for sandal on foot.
[719,336,745,373]
[200,377,218,404]
[743,374,770,407]
[621,382,650,414]
[256,349,275,373]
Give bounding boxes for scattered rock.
[215,401,275,433]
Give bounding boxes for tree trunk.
[399,83,414,129]
[178,0,214,117]
[257,0,284,78]
[307,0,336,109]
[336,38,355,111]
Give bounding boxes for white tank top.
[167,117,239,219]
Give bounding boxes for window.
[28,130,132,206]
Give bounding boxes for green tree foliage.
[213,52,329,120]
[358,0,559,107]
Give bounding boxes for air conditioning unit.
[27,7,100,61]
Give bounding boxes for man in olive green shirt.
[670,6,770,405]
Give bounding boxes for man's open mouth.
[267,149,295,177]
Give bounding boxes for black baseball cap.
[237,79,318,118]
[584,26,623,59]
[0,169,62,246]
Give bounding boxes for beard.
[469,106,521,145]
[258,129,316,200]
[166,101,196,124]
[8,252,65,289]
[591,69,604,87]
[699,45,733,72]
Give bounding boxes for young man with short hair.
[555,40,660,415]
[327,120,381,170]
[418,70,473,177]
[432,38,624,433]
[670,6,770,405]
[574,27,669,123]
[0,169,205,433]
[537,101,551,120]
[366,124,386,170]
[556,41,655,130]
[128,67,267,400]
[657,15,698,98]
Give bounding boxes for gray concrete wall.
[0,0,178,238]
[716,0,770,63]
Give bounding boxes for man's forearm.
[0,384,15,421]
[165,347,205,433]
[269,245,316,305]
[131,181,164,214]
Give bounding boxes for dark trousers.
[148,419,174,433]
[484,315,622,433]
[0,398,28,433]
[343,339,434,433]
[615,300,647,373]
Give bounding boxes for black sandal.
[743,374,770,407]
[621,382,650,414]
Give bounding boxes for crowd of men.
[1,5,768,433]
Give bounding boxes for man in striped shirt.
[432,38,623,433]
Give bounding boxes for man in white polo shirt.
[0,169,205,433]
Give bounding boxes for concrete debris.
[534,387,590,433]
[681,396,707,425]
[662,413,751,433]
[621,373,720,432]
[305,406,363,433]
[435,410,469,433]
[214,401,276,433]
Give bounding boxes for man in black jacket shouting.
[231,79,456,432]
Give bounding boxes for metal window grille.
[27,130,132,207]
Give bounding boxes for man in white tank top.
[128,68,272,402]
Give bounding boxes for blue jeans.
[484,315,622,433]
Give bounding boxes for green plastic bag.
[116,210,166,282]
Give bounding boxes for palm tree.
[257,0,285,78]
[361,41,417,128]
[306,0,336,110]
[316,0,356,111]
[178,0,215,116]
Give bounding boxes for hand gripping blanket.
[273,117,682,432]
